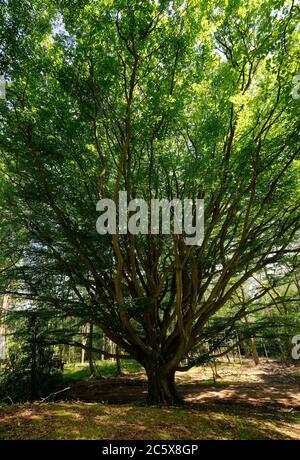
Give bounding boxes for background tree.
[0,309,63,402]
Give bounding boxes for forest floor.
[0,359,299,440]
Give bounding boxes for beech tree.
[0,0,300,404]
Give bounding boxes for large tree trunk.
[145,364,183,406]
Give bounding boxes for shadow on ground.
[0,400,299,440]
[0,360,299,440]
[64,361,300,414]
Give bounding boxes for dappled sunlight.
[0,361,299,440]
[0,397,299,440]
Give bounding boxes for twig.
[38,387,71,404]
[1,395,14,405]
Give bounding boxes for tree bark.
[116,346,122,375]
[249,336,260,365]
[81,325,87,364]
[145,364,183,405]
[1,295,10,364]
[244,315,260,365]
[88,322,96,377]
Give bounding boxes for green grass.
[63,359,142,382]
[1,360,300,440]
[0,401,299,440]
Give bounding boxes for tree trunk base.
[145,367,183,406]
